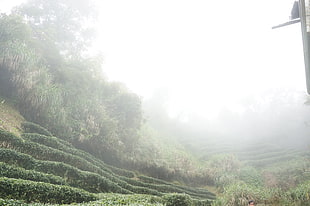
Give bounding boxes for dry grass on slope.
[0,98,24,136]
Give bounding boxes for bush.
[0,198,27,206]
[21,122,52,136]
[163,193,193,206]
[239,166,263,187]
[0,177,97,204]
[0,162,65,185]
[0,148,130,194]
[286,181,310,204]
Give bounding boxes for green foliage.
[163,193,193,206]
[0,198,28,206]
[0,13,31,43]
[212,181,310,206]
[135,176,215,200]
[14,0,96,57]
[204,154,241,189]
[21,132,135,178]
[0,148,131,194]
[0,14,38,98]
[0,129,216,201]
[238,166,263,187]
[0,162,65,185]
[0,3,144,162]
[0,177,97,204]
[96,193,164,206]
[21,122,52,136]
[285,181,310,204]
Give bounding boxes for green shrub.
[0,198,27,206]
[239,166,263,187]
[0,129,215,201]
[97,193,164,206]
[163,193,193,206]
[0,162,65,185]
[0,177,97,204]
[22,133,135,178]
[0,148,130,194]
[286,181,310,203]
[21,122,52,137]
[0,148,35,170]
[137,175,215,200]
[192,198,212,206]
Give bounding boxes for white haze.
[95,0,306,118]
[2,0,310,148]
[93,0,310,148]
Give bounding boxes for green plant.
[0,177,97,204]
[21,122,52,136]
[163,193,193,206]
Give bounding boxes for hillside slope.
[0,100,215,205]
[0,97,24,136]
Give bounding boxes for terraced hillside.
[0,123,216,205]
[190,138,309,169]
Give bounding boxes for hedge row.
[0,198,28,206]
[0,129,215,201]
[21,122,53,137]
[245,154,301,167]
[120,176,215,200]
[0,177,97,204]
[22,133,135,178]
[2,130,137,187]
[238,149,302,161]
[3,130,214,198]
[1,130,107,175]
[97,193,164,206]
[22,123,136,178]
[138,175,215,199]
[0,148,130,194]
[0,162,65,186]
[162,193,212,206]
[1,130,138,191]
[0,148,163,196]
[24,130,215,199]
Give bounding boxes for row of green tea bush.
[22,122,135,178]
[137,175,216,199]
[119,175,210,199]
[22,132,135,178]
[1,130,140,192]
[0,162,65,185]
[237,149,302,161]
[245,154,303,167]
[1,128,215,202]
[0,177,97,204]
[21,123,216,198]
[0,147,167,196]
[1,130,108,175]
[0,192,213,206]
[17,130,215,199]
[21,122,53,137]
[0,148,130,194]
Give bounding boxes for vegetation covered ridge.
[0,126,215,205]
[1,0,310,205]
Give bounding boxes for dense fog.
[3,0,309,151]
[144,88,310,155]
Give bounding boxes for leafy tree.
[0,0,144,167]
[13,0,96,58]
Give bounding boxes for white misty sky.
[2,0,307,119]
[95,0,306,118]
